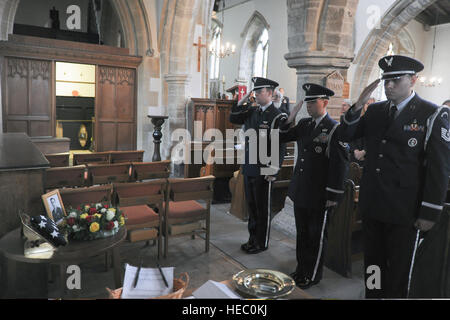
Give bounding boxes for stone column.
[163,73,191,175]
[285,0,357,119]
[285,53,352,119]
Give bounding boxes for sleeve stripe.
[421,201,443,211]
[326,187,344,194]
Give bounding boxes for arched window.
[209,22,221,80]
[253,28,269,78]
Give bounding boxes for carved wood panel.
[96,66,136,152]
[3,57,52,137]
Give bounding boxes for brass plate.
[232,269,295,299]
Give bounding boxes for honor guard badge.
[408,138,418,147]
[315,146,323,153]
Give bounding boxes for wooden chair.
[109,150,144,164]
[59,184,114,271]
[59,185,113,209]
[131,160,171,181]
[113,180,166,258]
[73,152,110,166]
[45,153,69,167]
[163,175,215,257]
[87,163,132,185]
[44,165,87,191]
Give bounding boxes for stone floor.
[43,199,365,299]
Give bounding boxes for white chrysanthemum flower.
[106,210,115,221]
[69,211,77,218]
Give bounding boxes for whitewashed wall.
[216,0,298,100]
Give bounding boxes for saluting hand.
[238,92,252,106]
[285,100,303,124]
[325,200,338,208]
[354,79,380,111]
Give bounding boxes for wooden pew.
[87,163,132,185]
[44,165,87,191]
[131,160,171,181]
[200,146,240,203]
[271,163,294,218]
[324,162,363,278]
[73,152,110,165]
[110,150,144,164]
[59,185,113,209]
[45,153,70,167]
[325,179,361,278]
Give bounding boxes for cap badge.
[305,85,311,91]
[384,57,394,67]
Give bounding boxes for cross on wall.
[193,36,207,72]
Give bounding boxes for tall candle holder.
[147,115,168,162]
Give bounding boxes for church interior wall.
[413,22,450,106]
[14,0,89,32]
[216,0,298,100]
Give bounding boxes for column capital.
[164,73,191,84]
[284,51,353,74]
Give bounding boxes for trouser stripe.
[311,208,328,282]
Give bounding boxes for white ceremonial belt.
[326,187,344,194]
[342,113,360,126]
[421,201,443,211]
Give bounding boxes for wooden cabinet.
[189,98,237,138]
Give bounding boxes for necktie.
[388,105,397,125]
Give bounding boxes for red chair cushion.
[122,205,159,225]
[164,200,206,219]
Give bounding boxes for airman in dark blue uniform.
[229,77,288,254]
[338,55,450,298]
[280,83,349,289]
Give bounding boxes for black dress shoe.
[240,241,253,252]
[290,270,303,279]
[295,276,320,289]
[246,244,268,254]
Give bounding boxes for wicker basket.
[106,272,189,299]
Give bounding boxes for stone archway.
[237,10,270,87]
[350,0,438,100]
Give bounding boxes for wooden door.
[2,57,53,137]
[96,66,136,151]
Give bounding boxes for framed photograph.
[42,189,67,226]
